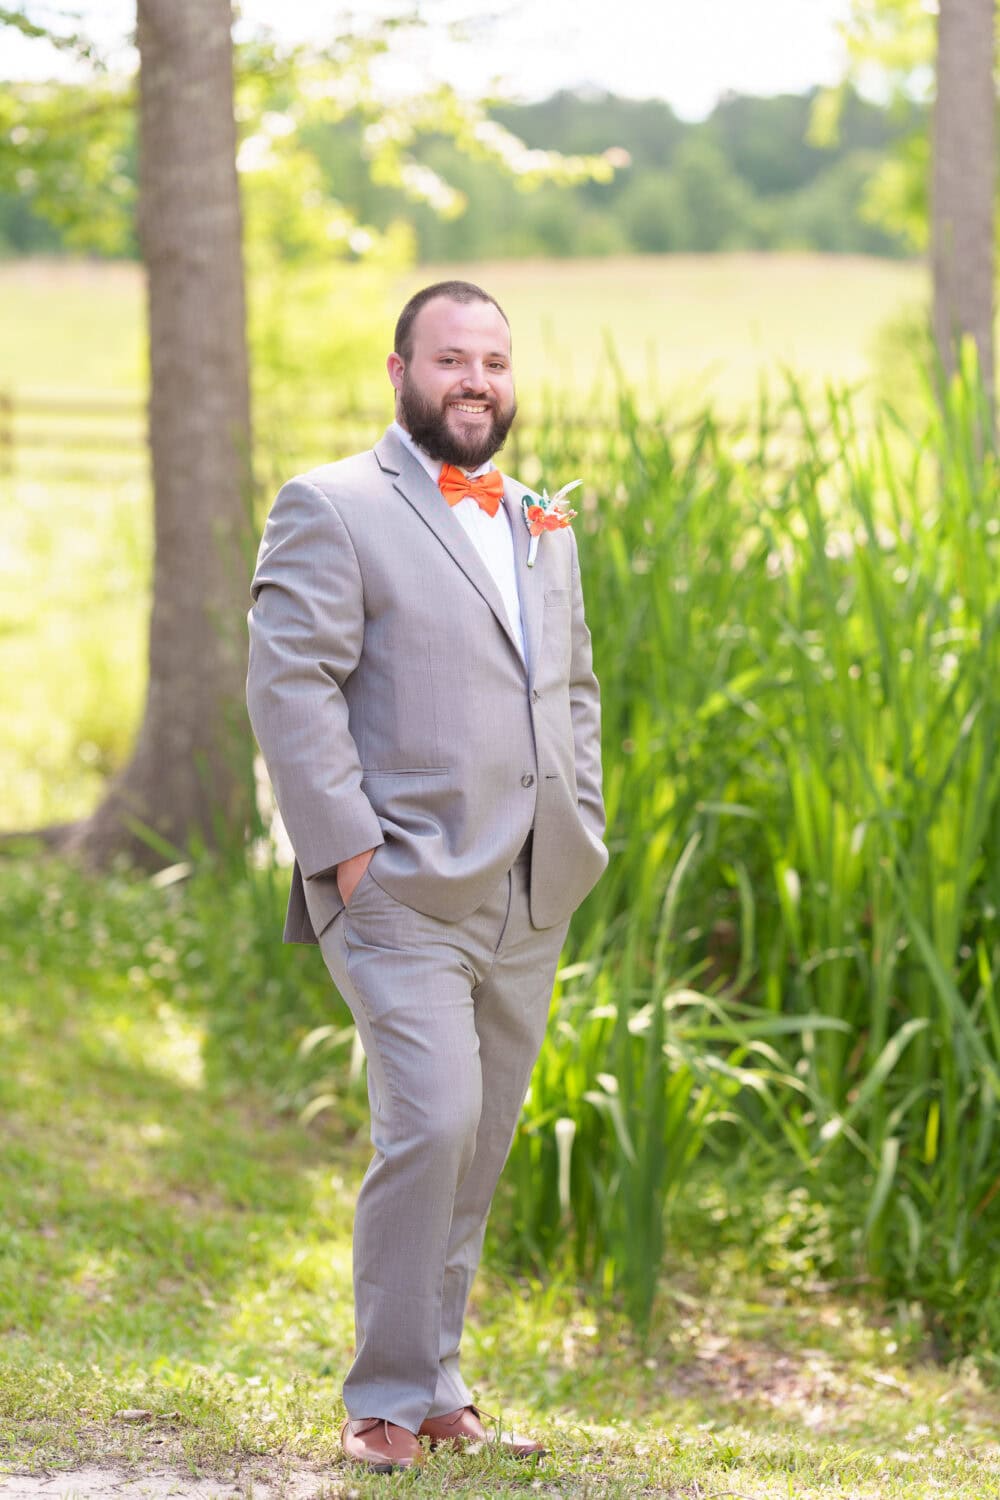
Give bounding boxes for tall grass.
[10,319,1000,1358]
[492,360,1000,1354]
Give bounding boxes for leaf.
[863,1136,900,1238]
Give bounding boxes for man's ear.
[387,351,405,391]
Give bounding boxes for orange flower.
[521,480,582,565]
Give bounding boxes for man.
[246,280,607,1473]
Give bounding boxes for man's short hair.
[394,280,510,364]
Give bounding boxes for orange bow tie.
[438,463,504,518]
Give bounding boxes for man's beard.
[398,375,517,469]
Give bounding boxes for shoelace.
[351,1417,399,1446]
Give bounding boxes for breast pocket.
[541,589,572,678]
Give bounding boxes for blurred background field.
[0,250,924,411]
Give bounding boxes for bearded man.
[246,280,607,1473]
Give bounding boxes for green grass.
[400,252,928,413]
[486,368,1000,1353]
[0,467,149,826]
[3,853,1000,1498]
[0,260,146,392]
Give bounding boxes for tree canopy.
[1,62,920,262]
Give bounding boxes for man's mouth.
[450,401,491,416]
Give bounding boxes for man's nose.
[460,364,489,391]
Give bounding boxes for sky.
[7,0,855,120]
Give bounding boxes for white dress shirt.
[392,421,526,660]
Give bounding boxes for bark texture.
[68,0,253,865]
[932,0,997,395]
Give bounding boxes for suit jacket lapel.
[504,474,544,687]
[374,429,525,666]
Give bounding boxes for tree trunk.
[931,0,996,397]
[67,0,254,866]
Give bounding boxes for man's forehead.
[413,296,510,347]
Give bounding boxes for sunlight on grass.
[397,252,927,411]
[0,253,925,413]
[91,1004,206,1090]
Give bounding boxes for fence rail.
[0,390,539,483]
[0,390,148,480]
[1,384,805,486]
[0,387,643,484]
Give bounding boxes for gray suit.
[247,427,607,1429]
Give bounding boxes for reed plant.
[495,359,1000,1354]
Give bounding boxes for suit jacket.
[246,426,608,944]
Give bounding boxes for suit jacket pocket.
[301,866,344,943]
[362,767,449,776]
[360,767,454,843]
[541,589,572,677]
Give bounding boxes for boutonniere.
[521,481,582,567]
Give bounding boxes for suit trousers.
[318,838,569,1434]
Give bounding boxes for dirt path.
[0,1467,339,1500]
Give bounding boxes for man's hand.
[337,847,376,907]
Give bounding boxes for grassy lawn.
[399,253,927,412]
[2,855,1000,1499]
[0,259,146,392]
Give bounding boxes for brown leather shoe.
[341,1417,423,1472]
[418,1404,547,1459]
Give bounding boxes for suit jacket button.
[521,773,535,788]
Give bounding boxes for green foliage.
[0,77,136,256]
[0,57,918,264]
[860,131,931,252]
[811,0,938,249]
[659,136,763,251]
[493,89,686,170]
[616,170,682,253]
[710,90,840,196]
[0,28,613,267]
[839,0,936,90]
[777,150,910,255]
[321,84,914,263]
[0,3,104,64]
[491,359,1000,1353]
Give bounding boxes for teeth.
[452,402,488,413]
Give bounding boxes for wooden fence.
[0,388,627,486]
[0,390,147,481]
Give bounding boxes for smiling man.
[246,281,608,1474]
